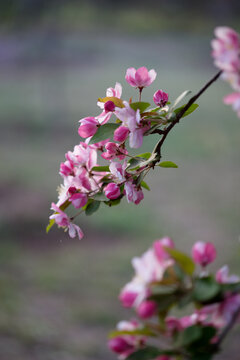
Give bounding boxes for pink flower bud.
[137,300,157,319]
[114,126,130,142]
[119,290,138,308]
[104,183,121,200]
[153,90,169,107]
[104,100,115,112]
[108,337,133,354]
[78,117,98,138]
[192,242,216,267]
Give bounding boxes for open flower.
[125,66,157,89]
[50,203,83,239]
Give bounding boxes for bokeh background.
[1,1,240,359]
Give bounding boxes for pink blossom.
[125,66,157,88]
[153,90,169,107]
[212,26,240,73]
[78,117,98,138]
[104,183,121,200]
[97,82,122,109]
[69,192,88,209]
[223,92,240,118]
[114,126,130,143]
[59,160,74,177]
[108,320,145,359]
[216,265,240,284]
[115,101,143,148]
[124,182,144,204]
[101,142,127,160]
[50,203,83,239]
[191,242,216,267]
[153,237,175,262]
[137,300,157,319]
[109,161,126,182]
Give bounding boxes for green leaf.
[158,161,178,168]
[127,346,179,360]
[85,200,101,215]
[174,103,199,118]
[136,152,152,160]
[176,325,202,347]
[193,277,220,302]
[91,192,108,201]
[126,347,162,360]
[130,102,150,113]
[89,123,119,145]
[140,181,150,191]
[109,328,156,339]
[104,198,121,207]
[46,219,55,233]
[91,165,110,172]
[164,247,195,275]
[170,90,191,111]
[126,157,144,170]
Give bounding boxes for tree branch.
[153,70,222,163]
[215,303,240,349]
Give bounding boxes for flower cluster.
[48,66,183,239]
[109,238,240,360]
[212,26,240,118]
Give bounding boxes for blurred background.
[0,1,240,359]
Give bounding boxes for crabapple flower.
[124,182,144,205]
[101,142,127,161]
[115,101,143,148]
[59,160,74,177]
[153,90,169,107]
[125,66,157,89]
[104,183,121,200]
[153,237,175,262]
[114,126,130,143]
[223,92,240,118]
[108,320,145,359]
[119,238,175,315]
[97,82,122,109]
[192,241,216,267]
[69,192,88,209]
[78,117,98,138]
[216,265,240,284]
[50,203,83,239]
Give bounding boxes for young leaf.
[193,277,220,302]
[91,165,110,172]
[175,325,202,347]
[130,102,150,113]
[164,247,195,275]
[98,96,124,108]
[91,192,108,201]
[89,123,119,145]
[174,103,199,118]
[141,181,150,191]
[126,346,163,360]
[136,152,152,160]
[85,200,101,215]
[170,90,191,111]
[46,219,55,233]
[158,161,178,168]
[109,328,156,339]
